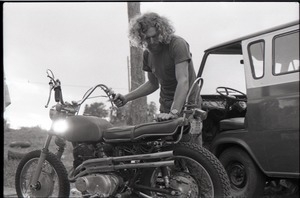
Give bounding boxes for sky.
[3,2,299,129]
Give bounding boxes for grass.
[3,126,74,189]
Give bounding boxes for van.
[198,20,299,197]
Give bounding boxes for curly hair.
[128,12,175,49]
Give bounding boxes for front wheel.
[15,150,70,198]
[219,147,265,198]
[140,142,231,198]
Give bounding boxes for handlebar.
[77,84,116,106]
[45,69,64,108]
[54,79,63,103]
[44,69,116,114]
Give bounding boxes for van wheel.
[219,147,265,198]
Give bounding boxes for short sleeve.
[170,37,192,64]
[142,50,152,72]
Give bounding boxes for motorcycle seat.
[103,117,185,143]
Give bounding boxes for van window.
[201,54,246,94]
[248,41,265,79]
[273,31,299,75]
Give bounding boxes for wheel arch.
[211,137,267,176]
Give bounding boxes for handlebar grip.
[54,86,61,102]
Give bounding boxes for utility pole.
[127,56,131,91]
[127,2,147,125]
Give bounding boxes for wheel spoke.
[19,158,60,197]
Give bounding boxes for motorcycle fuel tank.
[63,115,113,142]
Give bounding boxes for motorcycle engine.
[75,174,121,197]
[73,143,96,168]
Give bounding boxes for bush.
[3,159,21,188]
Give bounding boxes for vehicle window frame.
[247,40,265,80]
[272,30,299,76]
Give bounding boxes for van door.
[242,26,299,176]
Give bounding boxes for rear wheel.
[140,142,231,198]
[219,147,265,198]
[15,150,70,198]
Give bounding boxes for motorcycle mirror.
[46,69,55,80]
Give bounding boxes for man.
[114,12,200,121]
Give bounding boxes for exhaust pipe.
[69,151,174,180]
[82,150,173,167]
[71,160,174,180]
[85,160,174,173]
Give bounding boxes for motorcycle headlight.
[52,119,69,134]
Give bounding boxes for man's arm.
[114,72,159,107]
[156,61,189,121]
[171,61,189,114]
[125,72,159,101]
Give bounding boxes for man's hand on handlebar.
[113,93,128,107]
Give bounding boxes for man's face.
[144,27,162,52]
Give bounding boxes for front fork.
[29,134,66,190]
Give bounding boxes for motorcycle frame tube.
[172,126,185,144]
[135,191,153,198]
[167,77,204,145]
[133,183,176,196]
[30,134,53,188]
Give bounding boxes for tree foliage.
[83,101,157,124]
[83,102,108,118]
[147,101,158,121]
[110,101,158,125]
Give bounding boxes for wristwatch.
[170,109,179,116]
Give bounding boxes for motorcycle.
[15,69,230,198]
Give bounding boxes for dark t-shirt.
[143,35,199,113]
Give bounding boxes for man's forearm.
[171,80,189,114]
[171,61,190,114]
[125,81,158,102]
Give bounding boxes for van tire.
[219,147,265,198]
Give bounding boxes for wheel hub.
[30,172,55,197]
[169,172,199,198]
[228,163,246,188]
